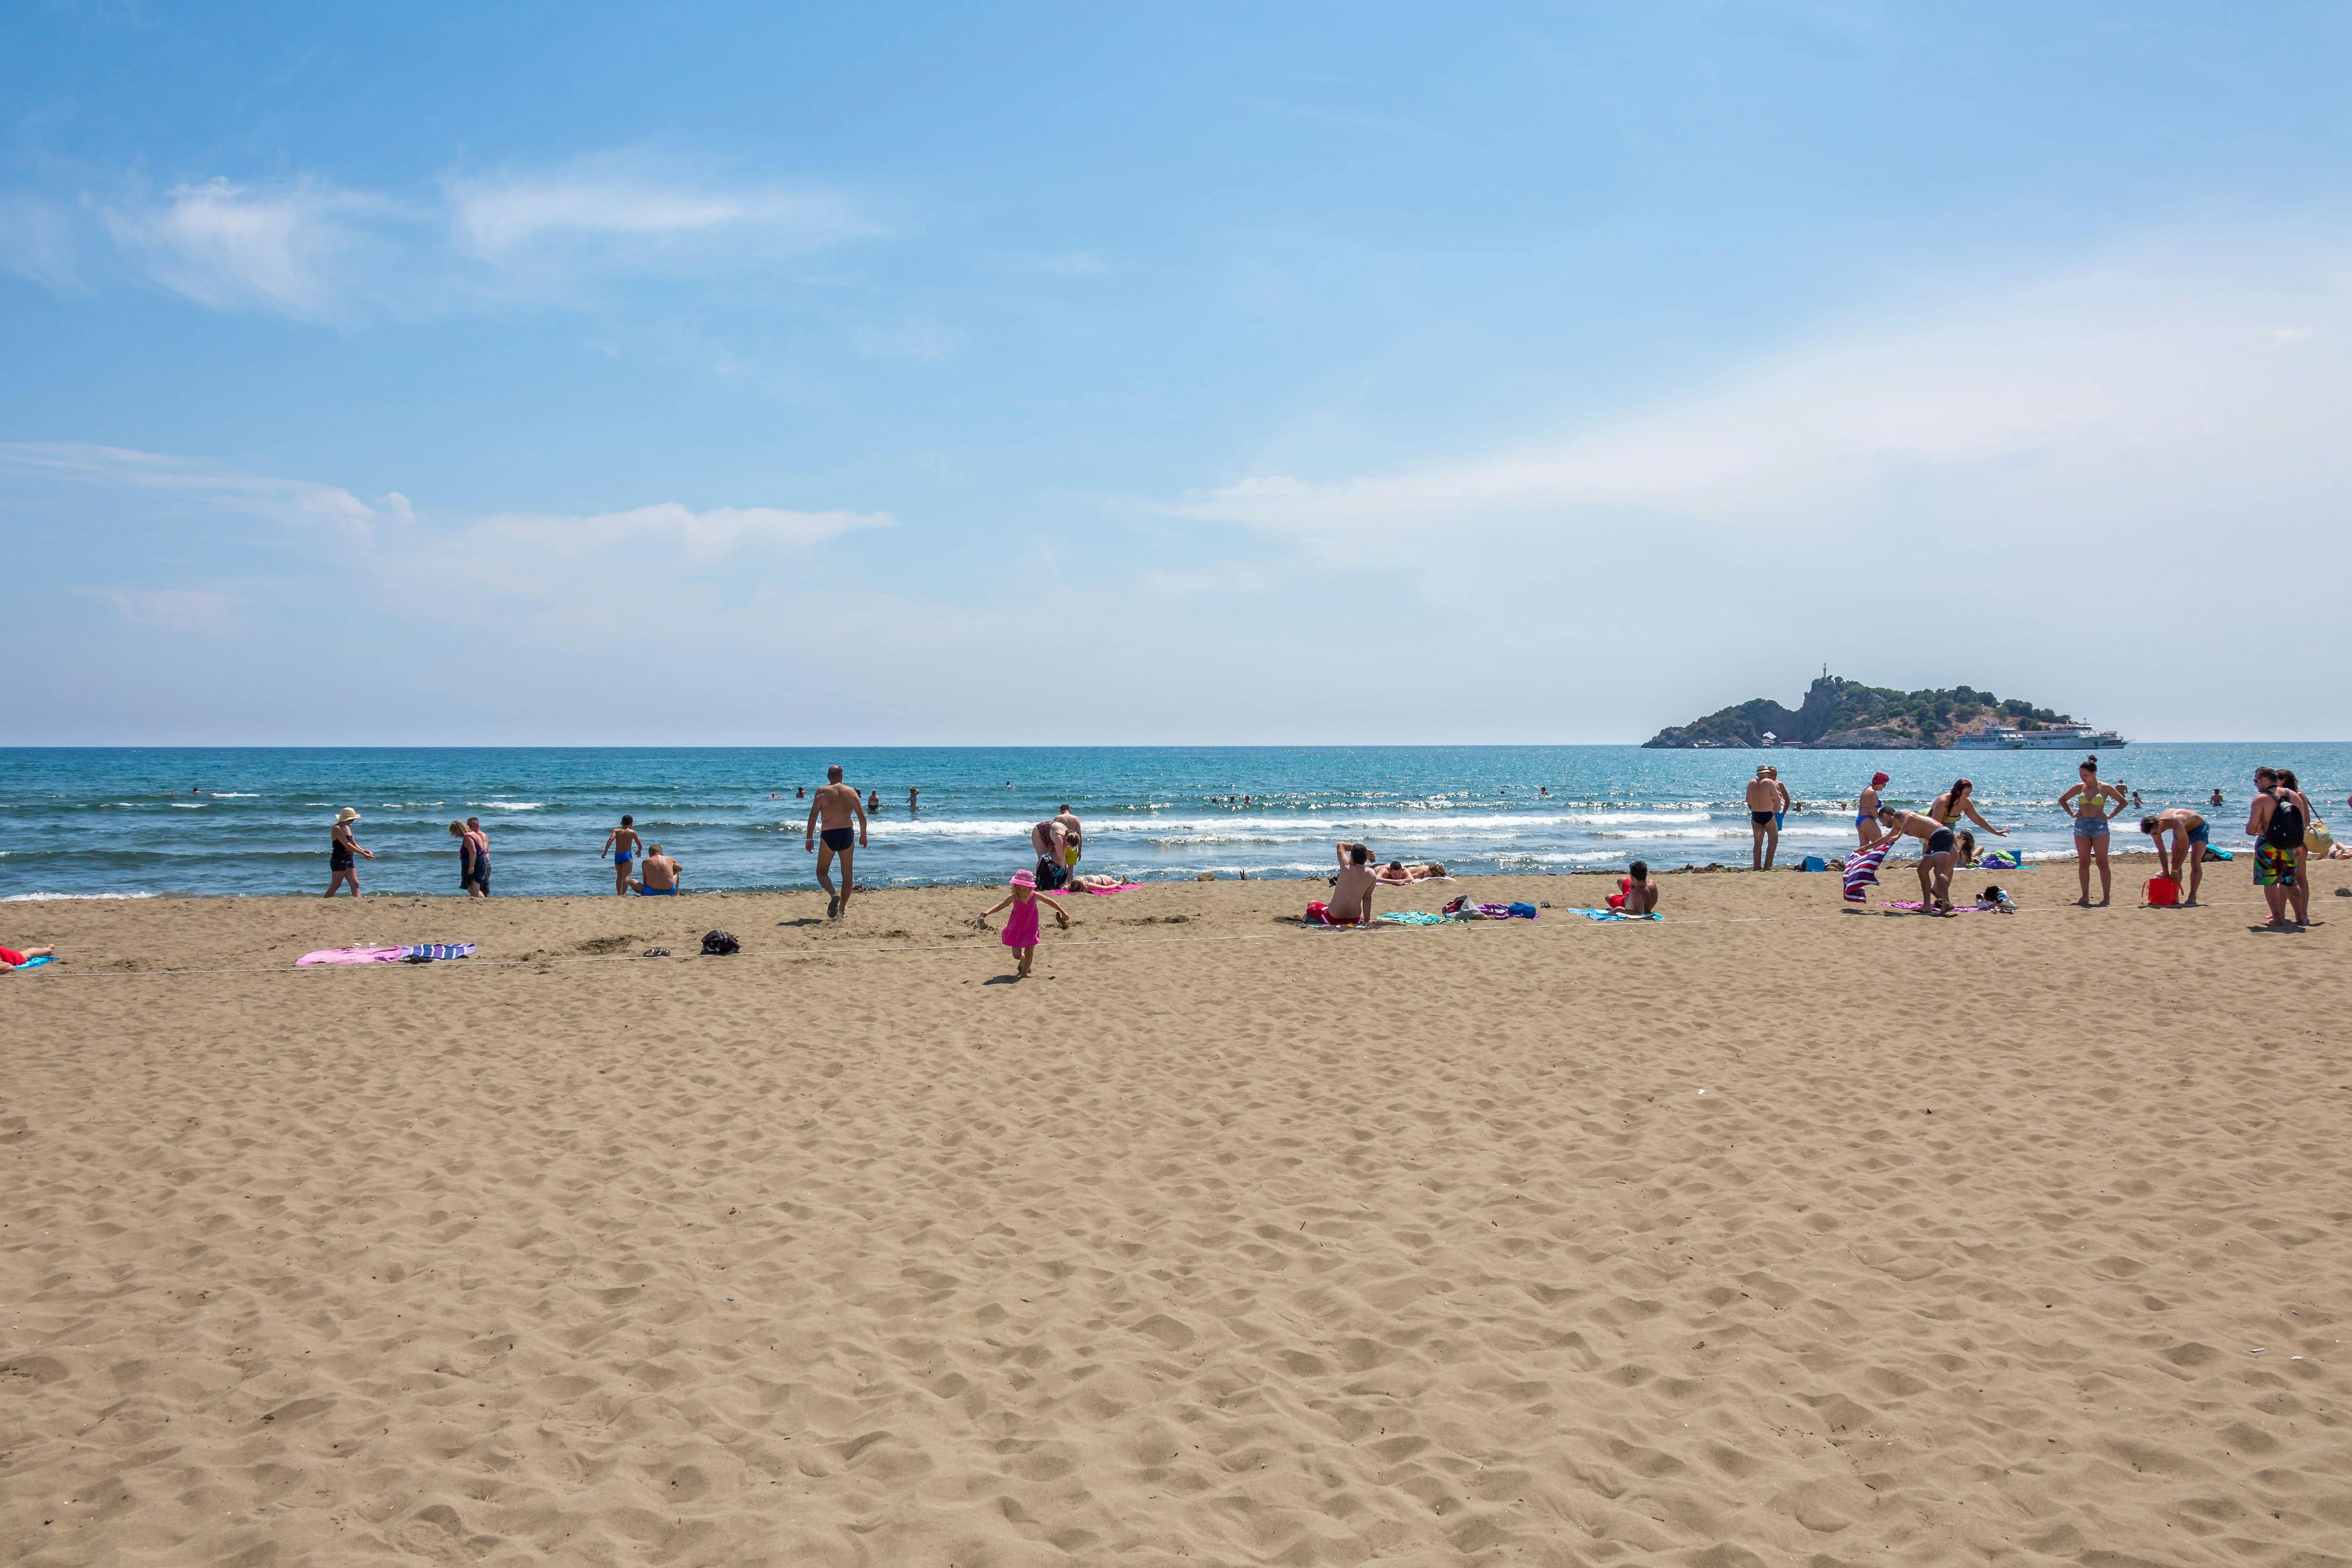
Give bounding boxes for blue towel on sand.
[6,954,54,970]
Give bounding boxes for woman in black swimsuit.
[327,808,373,898]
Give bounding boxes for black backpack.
[700,930,740,956]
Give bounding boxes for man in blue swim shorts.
[602,814,642,897]
[635,843,683,895]
[2138,808,2208,906]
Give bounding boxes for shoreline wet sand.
[5,858,2348,1563]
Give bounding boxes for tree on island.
[1644,675,2072,749]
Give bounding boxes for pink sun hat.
[1010,869,1035,887]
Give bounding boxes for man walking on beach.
[806,766,868,917]
[602,815,642,897]
[1747,766,1790,870]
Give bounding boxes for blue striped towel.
[398,943,476,961]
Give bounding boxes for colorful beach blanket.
[297,943,477,966]
[1842,842,1894,902]
[1375,910,1457,926]
[297,946,403,966]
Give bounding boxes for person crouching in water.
[1608,861,1660,915]
[979,869,1068,979]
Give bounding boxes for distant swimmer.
[2139,808,2208,906]
[2209,788,2225,807]
[602,815,642,897]
[868,789,882,813]
[636,843,683,896]
[326,807,373,898]
[1747,765,1790,871]
[2058,757,2126,907]
[795,786,805,799]
[807,766,869,918]
[1856,771,1890,849]
[908,786,920,812]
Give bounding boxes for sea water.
[0,744,2341,899]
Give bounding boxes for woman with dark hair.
[2276,768,2322,915]
[1927,779,2009,851]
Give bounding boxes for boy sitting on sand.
[1607,862,1660,915]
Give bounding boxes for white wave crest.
[3,891,160,901]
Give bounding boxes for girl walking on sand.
[979,869,1069,979]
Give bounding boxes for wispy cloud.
[99,177,401,322]
[3,444,893,638]
[1165,238,2352,550]
[86,587,245,640]
[444,154,873,265]
[0,442,389,534]
[7,151,879,323]
[0,194,82,291]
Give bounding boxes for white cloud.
[0,194,81,291]
[2,444,893,637]
[8,151,878,323]
[100,177,397,322]
[0,442,384,535]
[442,154,876,279]
[87,588,245,640]
[1167,238,2352,550]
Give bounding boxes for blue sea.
[0,745,2342,900]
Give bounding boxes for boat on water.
[1952,722,2127,751]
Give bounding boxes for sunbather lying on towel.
[0,944,55,971]
[1376,860,1447,883]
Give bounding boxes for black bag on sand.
[700,930,740,956]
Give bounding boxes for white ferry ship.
[1952,722,2127,751]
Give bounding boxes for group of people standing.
[1837,757,2333,922]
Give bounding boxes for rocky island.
[1644,675,2076,749]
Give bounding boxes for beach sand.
[5,855,2349,1565]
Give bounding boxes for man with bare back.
[805,766,869,917]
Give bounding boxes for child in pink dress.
[978,869,1069,978]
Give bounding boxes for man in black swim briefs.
[806,765,869,917]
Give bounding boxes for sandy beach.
[5,855,2349,1565]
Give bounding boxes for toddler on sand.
[978,869,1070,978]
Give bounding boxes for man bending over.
[2139,809,2208,906]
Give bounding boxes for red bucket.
[2145,876,2179,907]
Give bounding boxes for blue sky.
[5,2,2350,743]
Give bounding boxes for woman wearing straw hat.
[327,807,374,897]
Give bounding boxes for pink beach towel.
[296,946,404,966]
